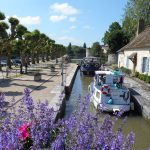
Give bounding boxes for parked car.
[0,60,7,66]
[12,59,21,66]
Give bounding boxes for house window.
[142,57,149,73]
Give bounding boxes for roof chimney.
[136,19,145,36]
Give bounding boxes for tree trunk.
[25,63,27,74]
[36,52,39,63]
[21,53,26,66]
[31,51,35,64]
[20,63,23,74]
[46,53,49,61]
[24,56,28,74]
[7,54,12,69]
[42,52,45,62]
[26,55,30,65]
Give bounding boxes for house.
[101,44,109,54]
[118,20,150,75]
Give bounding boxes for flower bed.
[0,88,135,149]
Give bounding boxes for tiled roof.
[118,26,150,52]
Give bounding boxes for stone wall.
[86,48,92,57]
[107,54,118,65]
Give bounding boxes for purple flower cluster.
[0,88,135,149]
[52,94,135,150]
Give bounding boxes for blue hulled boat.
[80,57,100,75]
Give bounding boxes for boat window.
[98,74,106,84]
[96,91,100,99]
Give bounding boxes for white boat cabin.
[90,70,130,112]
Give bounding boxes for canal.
[65,69,150,149]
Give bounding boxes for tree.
[102,22,129,54]
[71,45,86,58]
[0,12,9,70]
[67,42,73,56]
[15,24,28,73]
[90,42,102,57]
[122,0,150,39]
[122,16,137,40]
[83,42,86,49]
[5,17,19,68]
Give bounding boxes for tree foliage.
[71,45,85,58]
[0,11,66,70]
[122,0,150,39]
[90,42,102,57]
[102,22,129,54]
[83,42,86,49]
[67,43,73,56]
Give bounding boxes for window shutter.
[146,58,149,73]
[141,57,143,73]
[148,57,150,73]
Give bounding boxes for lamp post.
[61,62,64,86]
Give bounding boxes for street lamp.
[61,62,64,86]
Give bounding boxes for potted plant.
[50,64,55,72]
[34,70,41,81]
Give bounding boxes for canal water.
[65,69,150,149]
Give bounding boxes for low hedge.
[120,66,132,75]
[134,71,150,84]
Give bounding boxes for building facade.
[118,26,150,75]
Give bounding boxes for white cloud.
[69,17,76,22]
[49,15,67,23]
[58,36,83,46]
[50,3,79,16]
[10,15,40,25]
[69,26,76,30]
[61,30,70,33]
[83,25,91,29]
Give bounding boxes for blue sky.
[0,0,127,47]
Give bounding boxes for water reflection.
[65,70,150,149]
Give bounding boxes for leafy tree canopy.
[67,42,73,56]
[83,42,86,49]
[90,42,102,57]
[122,0,150,39]
[102,22,129,54]
[0,11,5,20]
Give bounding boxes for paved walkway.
[0,62,77,112]
[124,76,150,102]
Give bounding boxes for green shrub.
[111,64,118,70]
[120,67,131,75]
[139,74,144,80]
[135,71,139,78]
[144,74,148,81]
[146,75,150,83]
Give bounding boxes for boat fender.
[107,98,113,104]
[123,91,130,101]
[101,85,111,95]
